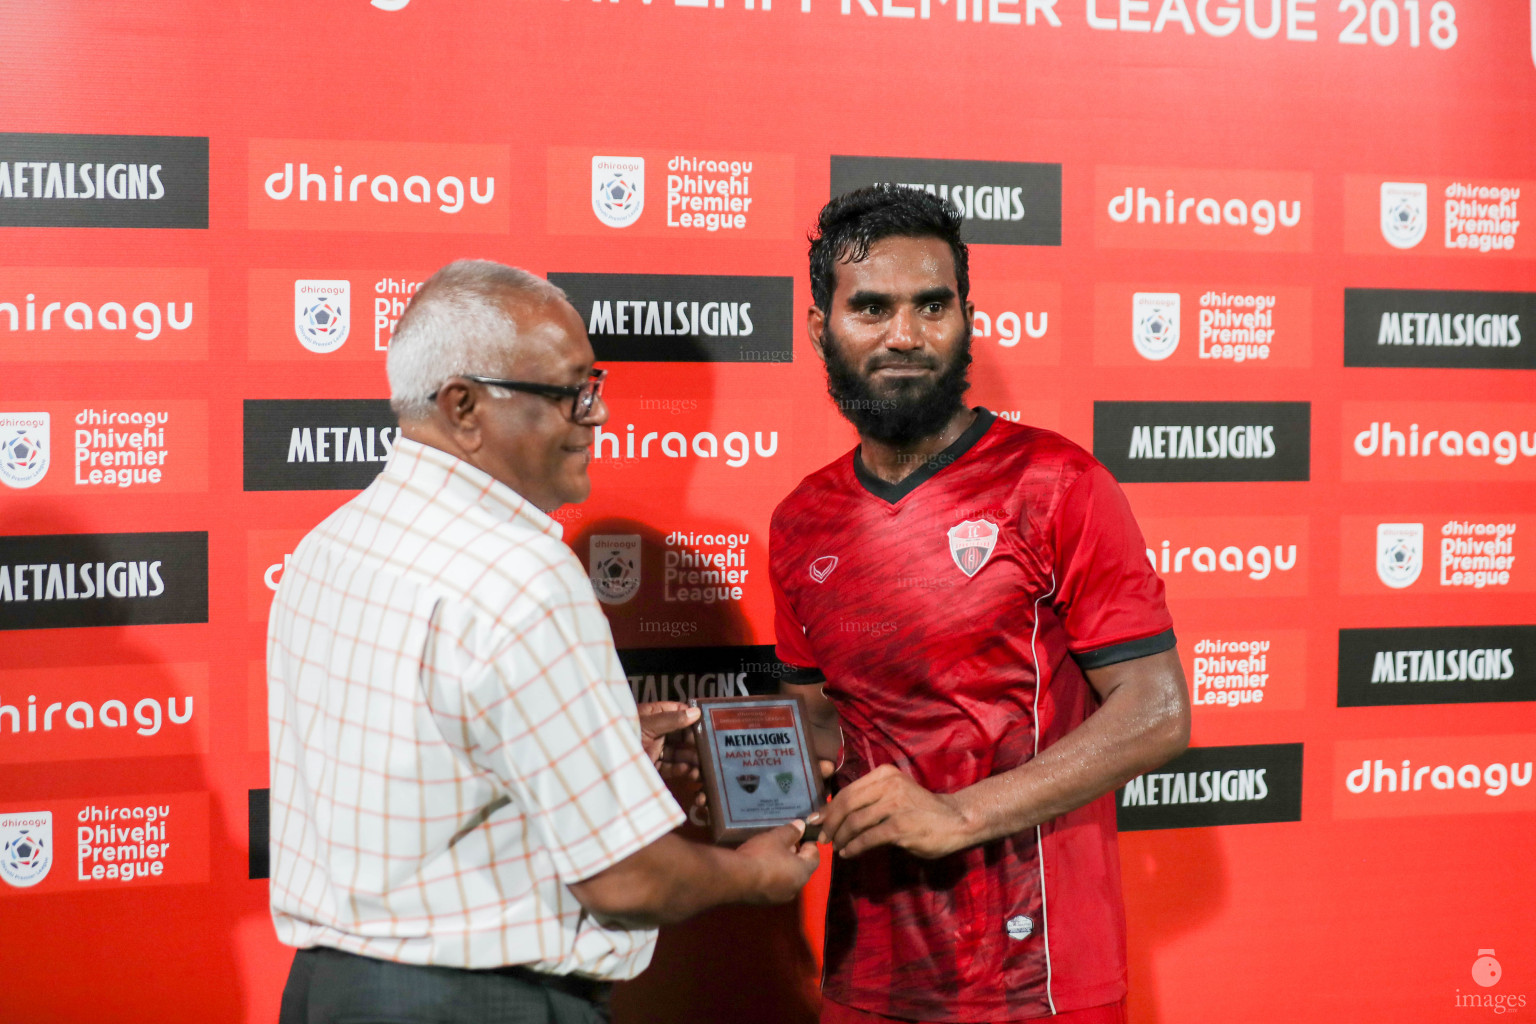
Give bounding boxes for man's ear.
[806,304,828,363]
[963,300,975,326]
[434,380,485,453]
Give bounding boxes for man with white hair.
[267,259,819,1024]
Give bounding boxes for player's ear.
[806,305,828,363]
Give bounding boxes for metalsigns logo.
[1334,734,1536,819]
[293,281,350,354]
[0,532,208,631]
[1380,182,1428,249]
[0,134,208,229]
[1116,743,1304,831]
[548,273,794,363]
[1131,292,1180,361]
[0,412,48,489]
[1338,626,1536,708]
[249,139,510,233]
[243,399,400,491]
[830,156,1062,246]
[615,644,781,704]
[1376,523,1424,588]
[1096,166,1311,252]
[0,812,51,887]
[590,535,641,605]
[1343,289,1534,370]
[591,156,644,228]
[0,268,207,362]
[1093,401,1311,482]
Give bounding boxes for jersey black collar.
[852,408,997,505]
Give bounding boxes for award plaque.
[692,694,826,845]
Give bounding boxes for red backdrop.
[1,1,1534,1021]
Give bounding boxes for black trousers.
[279,946,613,1024]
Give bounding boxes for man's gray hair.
[386,259,567,420]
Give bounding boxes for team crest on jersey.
[0,812,52,888]
[1376,522,1423,589]
[0,412,49,489]
[1380,182,1428,250]
[592,156,644,228]
[948,519,998,578]
[809,555,838,583]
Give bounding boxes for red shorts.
[820,996,1128,1024]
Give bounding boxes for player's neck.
[858,407,977,485]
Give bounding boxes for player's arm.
[812,651,1187,859]
[780,677,841,777]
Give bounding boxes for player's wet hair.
[808,185,969,313]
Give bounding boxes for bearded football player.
[771,186,1191,1024]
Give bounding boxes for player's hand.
[809,764,972,860]
[734,820,821,904]
[637,702,701,780]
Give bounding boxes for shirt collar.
[383,436,564,540]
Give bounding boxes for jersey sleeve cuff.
[777,665,826,686]
[1072,628,1177,670]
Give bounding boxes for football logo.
[809,555,838,583]
[1380,182,1428,249]
[948,519,999,578]
[591,156,645,229]
[0,812,52,888]
[294,280,351,354]
[1376,523,1424,589]
[774,771,795,794]
[735,773,761,794]
[1132,292,1180,361]
[589,534,641,605]
[0,412,49,489]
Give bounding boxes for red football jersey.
[770,410,1174,1022]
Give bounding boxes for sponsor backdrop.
[0,2,1532,1022]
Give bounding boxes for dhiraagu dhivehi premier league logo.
[0,812,52,888]
[1377,523,1424,589]
[592,156,644,228]
[294,280,351,354]
[0,412,49,489]
[589,534,641,605]
[1132,292,1181,361]
[1380,182,1428,249]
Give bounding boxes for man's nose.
[583,391,611,427]
[884,308,921,351]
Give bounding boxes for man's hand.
[809,764,973,860]
[732,821,821,903]
[637,701,700,781]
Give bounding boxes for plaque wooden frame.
[691,694,826,845]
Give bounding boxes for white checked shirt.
[267,437,683,977]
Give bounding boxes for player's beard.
[821,322,973,446]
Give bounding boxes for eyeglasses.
[431,369,608,424]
